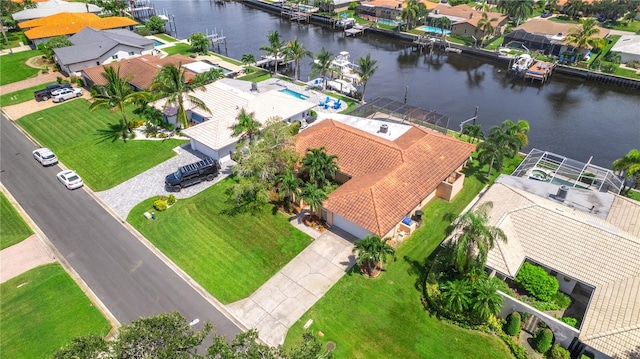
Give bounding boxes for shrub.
[553,291,571,309]
[497,331,529,359]
[549,344,570,359]
[129,120,145,129]
[514,262,559,302]
[153,199,168,211]
[505,312,521,336]
[289,121,301,135]
[135,26,151,36]
[167,194,177,206]
[600,61,617,73]
[560,317,578,328]
[158,132,168,139]
[533,328,553,353]
[626,60,640,69]
[56,76,64,84]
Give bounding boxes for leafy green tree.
[400,0,428,29]
[477,12,498,47]
[151,63,211,129]
[188,32,210,53]
[232,107,260,141]
[500,119,530,150]
[471,278,504,322]
[300,182,327,216]
[566,18,602,52]
[54,334,108,359]
[612,149,640,193]
[439,279,472,314]
[514,262,559,301]
[260,30,286,75]
[504,312,521,336]
[278,168,303,203]
[449,201,507,275]
[563,0,585,19]
[90,66,150,141]
[549,344,571,359]
[310,47,333,89]
[37,36,72,60]
[356,54,378,102]
[283,36,312,81]
[241,53,256,72]
[300,147,339,188]
[461,123,484,143]
[145,15,166,33]
[430,16,451,41]
[352,234,396,277]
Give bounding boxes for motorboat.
[336,17,355,28]
[330,51,360,85]
[327,79,357,95]
[511,54,534,72]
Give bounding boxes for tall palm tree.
[431,16,451,43]
[472,278,504,322]
[477,12,498,47]
[474,0,489,12]
[300,183,327,216]
[563,0,585,19]
[232,108,260,141]
[461,123,484,143]
[566,18,602,52]
[511,0,534,26]
[400,0,427,30]
[352,234,395,277]
[150,63,211,130]
[500,119,530,150]
[449,201,507,275]
[477,125,520,177]
[440,279,472,314]
[283,37,312,81]
[356,54,378,102]
[300,147,339,188]
[310,47,333,89]
[277,168,302,203]
[260,30,286,75]
[612,149,640,193]
[89,66,150,142]
[241,53,256,73]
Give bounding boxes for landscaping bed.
[0,192,33,250]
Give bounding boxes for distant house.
[295,115,475,240]
[19,12,138,46]
[428,4,508,39]
[610,35,640,64]
[356,0,436,22]
[53,28,154,75]
[12,0,102,22]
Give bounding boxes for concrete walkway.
[0,69,63,95]
[227,223,357,346]
[0,235,56,283]
[96,144,234,219]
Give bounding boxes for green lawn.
[0,82,55,106]
[238,69,272,82]
[606,21,640,33]
[0,192,33,250]
[627,189,640,202]
[0,264,111,359]
[154,33,179,43]
[612,66,640,79]
[548,16,581,24]
[284,161,515,358]
[127,178,312,303]
[485,36,505,50]
[0,49,44,85]
[162,42,194,56]
[16,100,186,191]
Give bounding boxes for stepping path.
[227,226,357,346]
[0,235,56,283]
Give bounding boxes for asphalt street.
[0,115,242,341]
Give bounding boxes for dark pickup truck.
[34,83,72,102]
[165,157,221,192]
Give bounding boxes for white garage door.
[333,213,372,240]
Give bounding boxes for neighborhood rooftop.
[19,12,138,40]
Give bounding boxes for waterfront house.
[610,35,640,64]
[294,115,475,240]
[428,4,508,39]
[53,27,153,75]
[11,0,102,22]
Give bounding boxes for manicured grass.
[127,178,312,303]
[0,264,111,359]
[627,189,640,202]
[284,161,515,358]
[548,16,580,24]
[606,21,640,33]
[16,99,186,191]
[0,82,56,106]
[0,49,44,85]
[611,66,640,79]
[0,192,33,250]
[238,69,272,82]
[162,42,194,56]
[155,33,179,43]
[485,36,505,50]
[207,52,243,66]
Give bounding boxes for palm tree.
[563,0,585,19]
[612,149,640,193]
[310,47,333,89]
[352,235,395,277]
[497,0,533,26]
[439,279,472,314]
[277,168,302,203]
[566,18,602,52]
[150,63,211,129]
[400,0,427,30]
[537,0,548,12]
[472,278,504,322]
[431,16,451,43]
[477,125,520,177]
[283,37,311,81]
[449,201,507,275]
[474,0,489,12]
[89,66,150,142]
[232,108,260,141]
[477,12,498,47]
[260,30,286,75]
[461,123,484,143]
[356,54,378,102]
[300,147,339,188]
[500,119,530,150]
[300,183,327,216]
[241,53,256,73]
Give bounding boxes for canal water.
[153,0,639,167]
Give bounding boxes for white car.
[32,148,58,166]
[56,170,84,190]
[52,88,83,103]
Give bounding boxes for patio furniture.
[319,100,324,106]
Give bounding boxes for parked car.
[541,12,552,18]
[52,88,83,103]
[32,148,58,166]
[165,157,221,192]
[33,83,72,102]
[57,170,84,190]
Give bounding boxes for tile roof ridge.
[368,186,383,235]
[582,323,640,341]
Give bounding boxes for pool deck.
[252,78,348,113]
[195,55,244,75]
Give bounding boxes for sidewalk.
[0,235,56,283]
[0,71,62,95]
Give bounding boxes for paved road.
[0,115,242,340]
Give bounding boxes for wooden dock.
[524,61,556,83]
[344,24,368,37]
[412,36,435,53]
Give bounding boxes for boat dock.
[524,61,556,83]
[344,24,368,37]
[412,36,435,53]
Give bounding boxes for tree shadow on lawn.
[95,121,127,143]
[463,160,490,184]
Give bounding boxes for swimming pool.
[298,4,313,11]
[417,26,451,35]
[377,19,401,26]
[154,40,165,47]
[280,88,309,100]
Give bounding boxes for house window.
[111,54,118,60]
[128,51,134,56]
[464,28,467,34]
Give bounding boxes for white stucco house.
[610,35,640,64]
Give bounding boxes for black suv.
[165,157,221,192]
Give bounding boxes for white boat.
[336,17,355,28]
[330,51,360,85]
[327,79,357,95]
[511,54,534,72]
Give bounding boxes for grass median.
[128,178,312,303]
[0,192,33,250]
[0,264,111,359]
[16,99,187,191]
[0,49,44,85]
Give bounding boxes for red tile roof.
[21,12,138,40]
[295,120,476,235]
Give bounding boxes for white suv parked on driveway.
[52,88,83,103]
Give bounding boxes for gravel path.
[96,144,234,219]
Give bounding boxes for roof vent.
[556,185,569,201]
[380,124,388,133]
[469,13,474,19]
[251,82,258,92]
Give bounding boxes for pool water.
[377,19,401,26]
[417,26,451,35]
[280,88,309,100]
[154,40,165,47]
[298,4,313,11]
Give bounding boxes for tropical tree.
[300,147,339,188]
[612,149,640,193]
[461,123,484,143]
[477,12,498,47]
[145,16,166,33]
[232,107,260,141]
[37,36,72,60]
[278,168,303,203]
[356,54,378,102]
[440,279,472,314]
[477,125,521,177]
[352,234,395,277]
[472,278,504,321]
[150,63,212,129]
[89,66,150,142]
[566,18,602,52]
[497,0,533,26]
[537,0,548,12]
[431,16,451,42]
[260,30,286,75]
[563,0,585,19]
[310,47,333,89]
[283,36,312,81]
[300,183,327,215]
[241,53,256,72]
[624,11,637,25]
[188,32,210,53]
[400,0,428,30]
[448,201,507,275]
[500,119,530,150]
[475,0,490,12]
